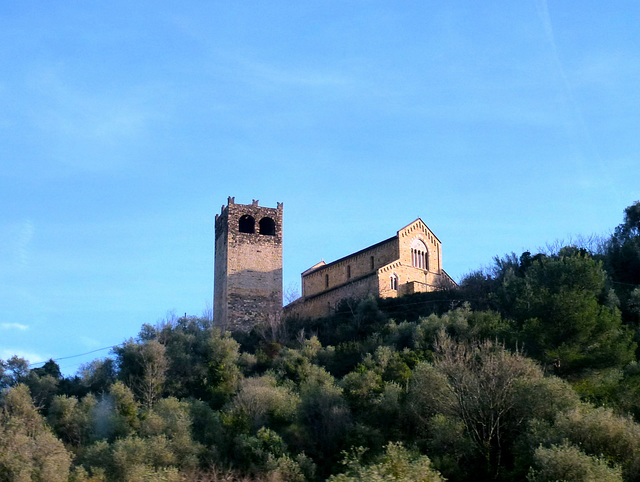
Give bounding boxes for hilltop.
[1,201,639,481]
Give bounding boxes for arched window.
[259,217,276,235]
[239,215,255,233]
[390,274,398,290]
[411,239,429,270]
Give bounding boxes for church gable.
[397,218,440,245]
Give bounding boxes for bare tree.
[135,341,168,409]
[283,281,301,305]
[433,335,540,478]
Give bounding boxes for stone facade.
[214,197,283,331]
[284,219,455,320]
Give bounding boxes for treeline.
[1,202,639,481]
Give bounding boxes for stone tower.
[214,197,283,331]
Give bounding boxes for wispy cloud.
[80,336,102,350]
[573,52,640,88]
[535,0,617,201]
[16,219,34,270]
[238,59,351,88]
[0,323,29,331]
[0,349,48,364]
[1,219,35,272]
[23,64,167,174]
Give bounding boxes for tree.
[91,381,139,441]
[505,249,635,372]
[0,356,29,389]
[114,340,168,408]
[224,375,300,432]
[139,397,203,472]
[0,384,71,481]
[77,358,117,395]
[432,336,542,478]
[527,443,622,482]
[329,442,444,482]
[48,393,96,447]
[154,316,212,400]
[606,202,640,327]
[205,328,243,407]
[296,373,352,475]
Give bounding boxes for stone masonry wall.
[302,238,399,297]
[214,197,283,331]
[285,219,452,320]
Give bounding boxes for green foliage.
[527,443,622,482]
[234,427,287,470]
[114,340,168,408]
[520,403,640,481]
[11,201,640,480]
[296,372,352,475]
[140,397,203,470]
[205,328,243,407]
[329,442,444,482]
[0,356,29,389]
[48,393,97,446]
[503,249,635,372]
[570,368,624,407]
[413,305,514,355]
[608,201,640,287]
[432,337,543,478]
[0,384,72,481]
[76,358,117,395]
[553,405,640,480]
[224,375,300,433]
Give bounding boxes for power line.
[27,343,124,369]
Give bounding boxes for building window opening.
[411,240,429,271]
[347,265,351,279]
[239,215,255,233]
[259,217,276,235]
[411,249,426,269]
[325,274,329,288]
[390,274,398,291]
[370,256,375,270]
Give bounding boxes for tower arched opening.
[259,217,276,235]
[239,215,255,233]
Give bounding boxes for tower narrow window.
[259,217,276,235]
[238,215,255,233]
[370,256,375,270]
[390,274,398,290]
[347,265,351,279]
[325,273,329,288]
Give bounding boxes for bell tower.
[214,197,283,331]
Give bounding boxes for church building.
[284,218,456,319]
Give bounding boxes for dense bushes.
[1,201,639,481]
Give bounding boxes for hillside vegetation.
[2,202,640,481]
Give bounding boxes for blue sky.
[1,1,639,374]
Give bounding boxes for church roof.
[301,260,327,276]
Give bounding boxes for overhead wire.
[27,343,125,369]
